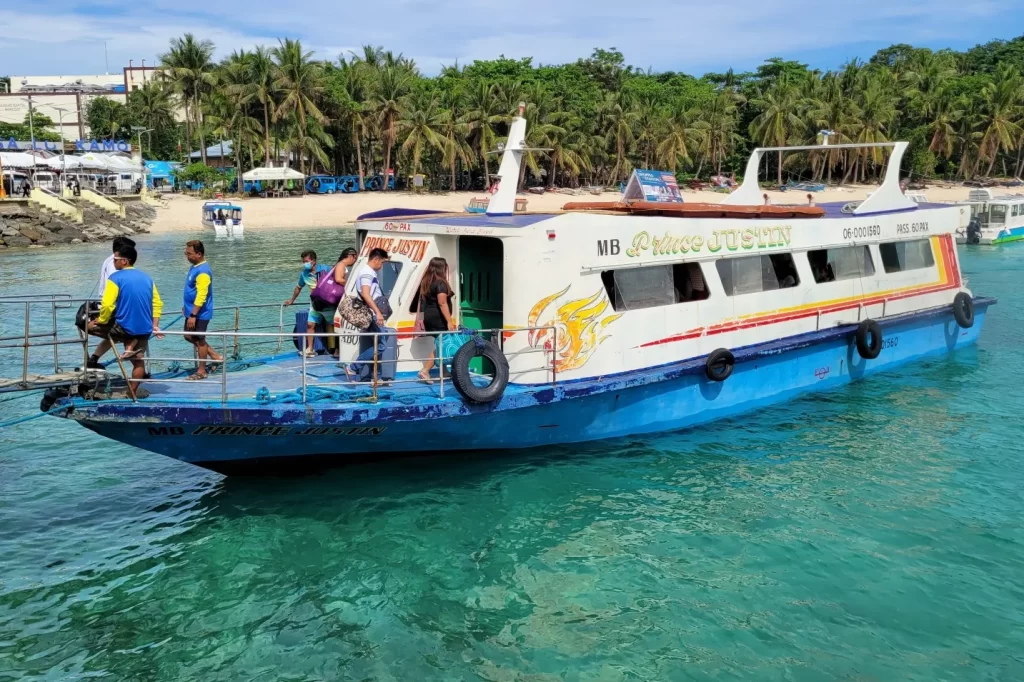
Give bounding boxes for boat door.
[458,237,503,372]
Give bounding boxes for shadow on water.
[198,344,989,518]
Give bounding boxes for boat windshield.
[989,204,1007,225]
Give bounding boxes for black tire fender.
[705,348,735,382]
[855,319,883,359]
[450,339,510,404]
[952,292,975,329]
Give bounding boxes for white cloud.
[1,0,1020,77]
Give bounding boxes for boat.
[781,181,826,192]
[201,201,244,235]
[954,188,1024,244]
[32,104,992,474]
[465,197,489,213]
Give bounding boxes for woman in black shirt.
[413,257,455,380]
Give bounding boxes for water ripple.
[0,235,1022,680]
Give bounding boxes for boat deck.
[109,351,532,410]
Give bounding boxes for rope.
[0,390,42,405]
[0,403,72,430]
[253,385,418,406]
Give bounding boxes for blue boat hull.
[73,301,992,473]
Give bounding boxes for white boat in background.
[955,188,1024,245]
[201,201,244,236]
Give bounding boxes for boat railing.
[0,296,299,391]
[0,295,559,403]
[93,325,557,405]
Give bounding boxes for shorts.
[90,321,150,353]
[307,305,327,326]
[184,317,210,343]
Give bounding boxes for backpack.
[309,266,345,311]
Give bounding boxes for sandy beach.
[148,185,1016,233]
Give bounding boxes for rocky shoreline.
[0,202,155,249]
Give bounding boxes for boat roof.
[356,199,949,230]
[561,200,825,219]
[357,208,553,227]
[203,202,242,210]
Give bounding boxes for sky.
[3,0,1024,79]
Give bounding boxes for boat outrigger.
[201,201,244,235]
[10,104,993,474]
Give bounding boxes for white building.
[0,65,166,141]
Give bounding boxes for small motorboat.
[202,202,244,235]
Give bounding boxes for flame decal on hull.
[528,286,623,372]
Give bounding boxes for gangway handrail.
[0,292,560,403]
[14,325,558,406]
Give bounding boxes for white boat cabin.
[341,107,969,385]
[956,188,1024,244]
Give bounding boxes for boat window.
[879,239,934,273]
[1014,204,1021,218]
[601,262,709,311]
[990,204,1007,225]
[378,261,404,298]
[716,254,799,296]
[807,246,874,283]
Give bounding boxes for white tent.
[243,166,305,181]
[101,154,142,172]
[0,152,42,169]
[73,153,119,171]
[45,155,87,171]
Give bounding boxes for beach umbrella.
[243,166,305,181]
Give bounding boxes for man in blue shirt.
[87,244,163,396]
[283,249,331,357]
[183,239,223,380]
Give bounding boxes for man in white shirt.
[354,248,390,380]
[97,237,135,296]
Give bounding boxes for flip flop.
[187,373,207,381]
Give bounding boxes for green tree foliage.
[175,162,222,187]
[146,34,1024,192]
[0,112,62,142]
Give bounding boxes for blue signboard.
[623,169,683,203]
[3,138,132,152]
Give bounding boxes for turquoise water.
[1,232,1023,680]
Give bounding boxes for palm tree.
[633,97,664,169]
[925,87,964,161]
[548,125,593,188]
[656,100,697,172]
[852,74,899,182]
[601,92,638,182]
[370,65,409,188]
[515,86,567,188]
[695,91,742,177]
[272,38,327,175]
[461,82,503,185]
[158,33,217,163]
[749,80,806,186]
[334,58,370,190]
[807,73,861,183]
[239,46,279,166]
[129,81,175,131]
[437,84,472,191]
[397,91,447,178]
[978,64,1024,176]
